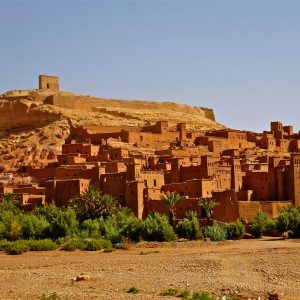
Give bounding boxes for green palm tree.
[71,186,118,221]
[98,194,119,219]
[161,191,181,226]
[199,198,218,226]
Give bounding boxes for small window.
[154,179,157,187]
[47,83,50,89]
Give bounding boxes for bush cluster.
[250,209,275,238]
[141,213,176,242]
[176,211,202,240]
[61,238,112,251]
[224,220,245,240]
[159,288,232,300]
[0,239,59,255]
[276,205,300,237]
[1,190,299,256]
[204,222,226,241]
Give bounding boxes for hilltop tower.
[39,75,60,91]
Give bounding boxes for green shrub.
[103,247,113,253]
[61,238,111,251]
[81,219,100,238]
[176,211,202,240]
[276,206,300,238]
[27,239,58,251]
[0,222,6,240]
[0,193,19,213]
[55,236,71,245]
[0,240,11,252]
[127,286,140,294]
[179,289,191,299]
[114,243,128,250]
[35,204,61,223]
[0,210,19,240]
[141,213,176,242]
[225,220,245,240]
[100,209,142,242]
[160,288,179,296]
[190,291,214,300]
[50,208,78,239]
[121,217,142,242]
[20,215,50,240]
[84,239,111,251]
[251,209,275,238]
[5,240,29,255]
[98,217,123,244]
[40,292,58,300]
[204,222,226,241]
[61,239,86,251]
[9,220,21,241]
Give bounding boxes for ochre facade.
[2,119,299,222]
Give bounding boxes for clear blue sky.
[1,1,300,132]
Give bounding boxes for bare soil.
[0,238,299,300]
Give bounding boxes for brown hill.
[0,88,224,172]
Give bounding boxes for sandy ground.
[0,238,299,300]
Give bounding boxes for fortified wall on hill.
[0,75,218,132]
[44,92,215,121]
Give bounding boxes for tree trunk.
[206,217,210,226]
[170,210,176,227]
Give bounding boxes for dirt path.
[0,238,299,300]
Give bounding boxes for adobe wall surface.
[238,201,291,220]
[43,93,216,122]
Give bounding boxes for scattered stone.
[71,274,91,283]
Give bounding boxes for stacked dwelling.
[2,119,300,222]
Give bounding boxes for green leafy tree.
[199,198,218,226]
[161,191,181,226]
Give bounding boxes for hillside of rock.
[0,89,224,172]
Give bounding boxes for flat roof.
[39,75,59,78]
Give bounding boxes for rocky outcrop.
[0,88,224,172]
[0,98,62,130]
